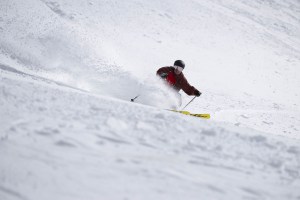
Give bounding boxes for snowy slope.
[1,0,300,200]
[1,65,300,200]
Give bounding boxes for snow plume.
[130,76,182,109]
[87,70,180,109]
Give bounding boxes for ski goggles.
[175,66,184,73]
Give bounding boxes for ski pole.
[181,96,197,110]
[131,95,140,102]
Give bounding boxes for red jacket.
[157,66,198,95]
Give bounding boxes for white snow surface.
[0,0,300,200]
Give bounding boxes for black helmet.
[174,60,185,69]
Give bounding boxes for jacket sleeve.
[180,76,198,95]
[156,67,172,76]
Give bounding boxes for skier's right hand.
[194,90,201,97]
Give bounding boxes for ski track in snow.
[1,0,300,199]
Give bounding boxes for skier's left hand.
[194,90,201,97]
[159,72,168,79]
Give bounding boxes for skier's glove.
[194,90,201,97]
[159,72,168,79]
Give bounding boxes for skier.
[156,60,201,106]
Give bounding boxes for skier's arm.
[156,67,172,78]
[181,77,200,96]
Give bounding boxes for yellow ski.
[170,110,210,119]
